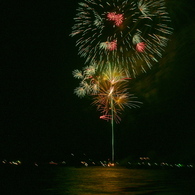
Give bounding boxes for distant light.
[49,161,58,165]
[108,162,115,167]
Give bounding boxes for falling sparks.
[100,40,117,51]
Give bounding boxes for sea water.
[1,166,195,195]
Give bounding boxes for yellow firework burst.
[92,63,141,123]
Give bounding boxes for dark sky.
[1,0,194,162]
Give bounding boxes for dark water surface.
[1,166,195,194]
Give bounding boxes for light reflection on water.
[47,167,195,195]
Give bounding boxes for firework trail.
[71,0,173,77]
[73,63,141,163]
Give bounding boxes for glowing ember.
[136,42,146,52]
[107,12,124,26]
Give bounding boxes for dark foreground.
[1,166,195,195]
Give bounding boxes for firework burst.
[92,63,141,123]
[73,63,141,123]
[71,0,173,77]
[73,63,99,97]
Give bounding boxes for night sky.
[1,0,194,163]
